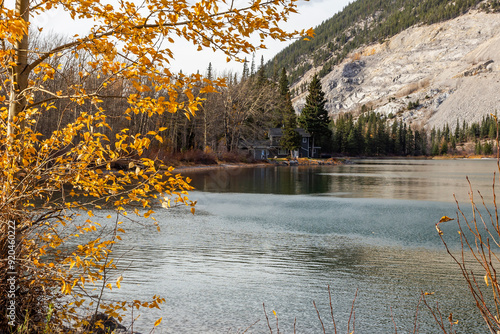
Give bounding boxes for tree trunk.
[7,0,29,142]
[203,107,207,151]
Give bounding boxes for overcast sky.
[33,0,353,76]
[170,0,353,75]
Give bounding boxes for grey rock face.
[292,11,500,129]
[342,61,365,78]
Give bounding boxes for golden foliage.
[0,0,306,330]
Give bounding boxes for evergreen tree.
[450,136,457,152]
[280,103,302,156]
[431,141,440,156]
[271,67,289,127]
[256,56,266,87]
[206,62,214,80]
[414,129,426,156]
[455,118,460,140]
[298,74,332,152]
[250,53,256,76]
[489,122,496,139]
[346,128,359,155]
[278,67,290,97]
[375,119,389,155]
[242,57,250,79]
[475,140,483,155]
[333,116,346,153]
[484,141,493,155]
[279,68,301,155]
[461,120,467,142]
[440,139,448,155]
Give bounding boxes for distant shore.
[168,154,499,174]
[170,157,349,173]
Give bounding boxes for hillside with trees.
[268,0,500,86]
[264,0,500,156]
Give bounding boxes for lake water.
[104,159,500,333]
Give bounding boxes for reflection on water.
[103,159,500,333]
[187,159,499,203]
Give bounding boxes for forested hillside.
[25,36,290,162]
[18,0,500,162]
[269,0,500,86]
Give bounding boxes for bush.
[179,150,218,165]
[217,151,255,163]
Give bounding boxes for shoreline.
[171,162,270,173]
[164,154,500,174]
[170,157,349,173]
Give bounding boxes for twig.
[275,309,280,334]
[390,307,398,334]
[347,288,358,334]
[412,294,422,334]
[421,292,449,333]
[241,319,259,334]
[263,303,272,334]
[328,285,337,334]
[313,300,326,334]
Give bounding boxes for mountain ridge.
[288,8,500,130]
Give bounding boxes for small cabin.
[240,128,320,159]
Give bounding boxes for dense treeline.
[25,41,288,160]
[24,35,498,162]
[332,112,428,156]
[428,114,498,155]
[269,0,499,87]
[332,112,498,157]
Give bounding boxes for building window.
[278,148,288,155]
[302,138,307,143]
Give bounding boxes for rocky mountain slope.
[292,10,500,130]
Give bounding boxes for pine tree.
[207,62,213,80]
[346,128,358,155]
[242,57,250,79]
[256,56,266,87]
[279,68,301,156]
[250,53,256,76]
[298,74,332,153]
[375,119,388,155]
[431,141,440,156]
[440,139,449,155]
[280,101,301,156]
[278,67,290,98]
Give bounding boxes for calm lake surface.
[106,159,500,333]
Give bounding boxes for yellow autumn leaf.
[485,275,490,286]
[154,317,163,326]
[1,0,305,326]
[439,216,454,223]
